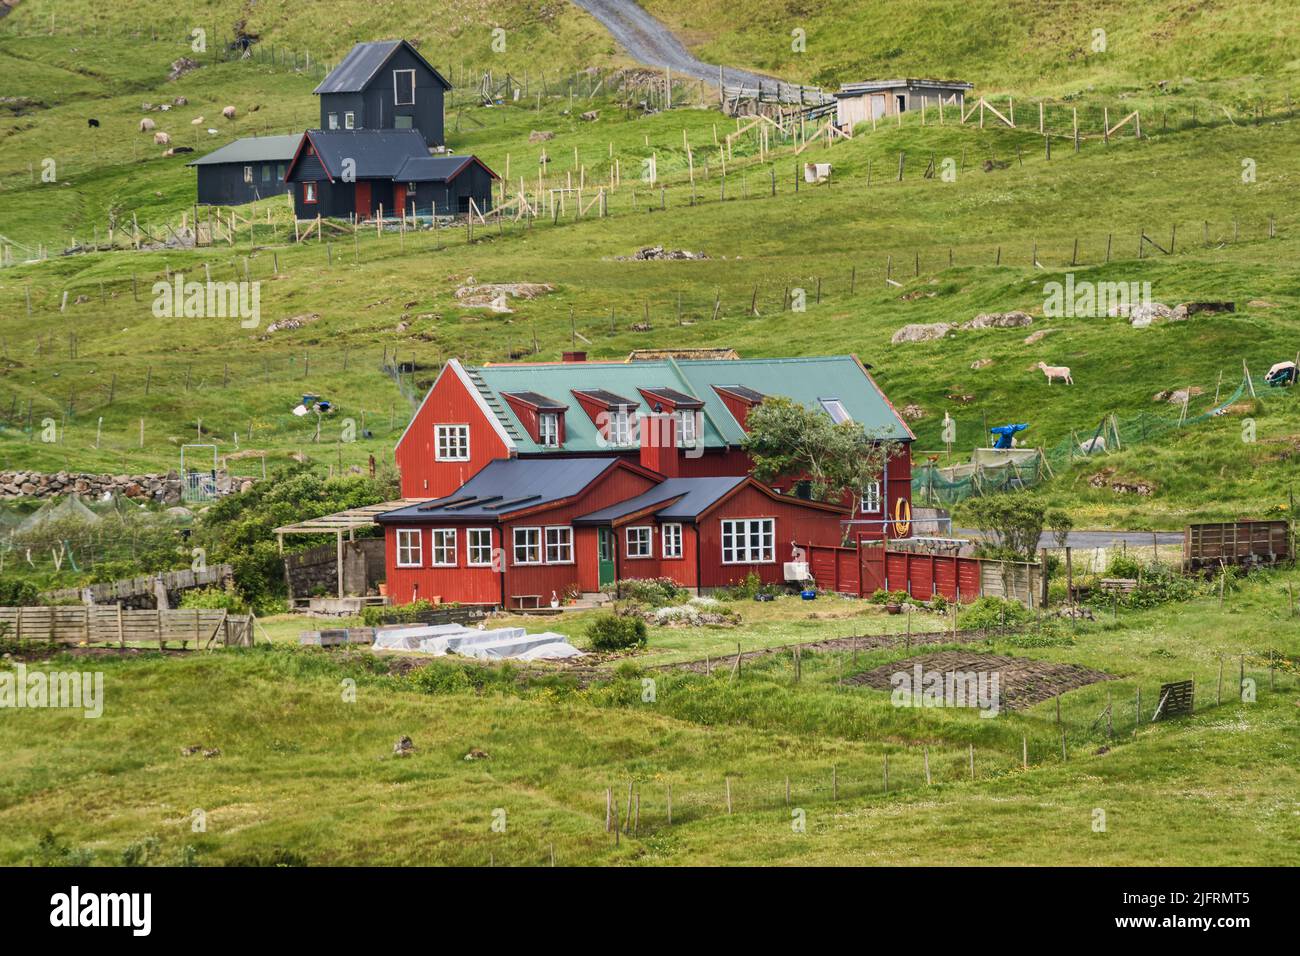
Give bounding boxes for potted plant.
[377,581,388,597]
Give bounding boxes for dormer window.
[572,389,640,448]
[539,413,560,447]
[607,408,633,447]
[678,410,698,447]
[503,391,568,448]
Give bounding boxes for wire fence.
[911,375,1269,505]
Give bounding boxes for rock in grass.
[393,736,414,757]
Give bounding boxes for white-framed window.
[721,518,775,564]
[435,424,469,461]
[545,526,574,564]
[678,411,698,447]
[626,526,652,559]
[344,111,355,129]
[396,528,423,567]
[327,112,339,130]
[467,528,493,566]
[513,527,541,565]
[662,523,683,559]
[393,68,416,106]
[303,182,318,204]
[605,408,633,446]
[430,528,457,566]
[539,412,560,447]
[820,398,853,424]
[243,165,254,184]
[861,481,882,513]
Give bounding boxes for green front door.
[597,527,616,588]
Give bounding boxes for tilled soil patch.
[844,651,1114,710]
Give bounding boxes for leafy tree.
[741,395,902,505]
[963,495,1048,561]
[191,464,399,612]
[1046,509,1074,550]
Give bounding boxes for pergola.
[273,500,422,598]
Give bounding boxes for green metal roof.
[186,134,303,167]
[469,355,912,454]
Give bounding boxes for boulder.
[961,310,1033,330]
[891,322,953,344]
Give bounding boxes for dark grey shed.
[186,134,300,206]
[393,154,498,217]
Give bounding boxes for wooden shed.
[834,78,972,127]
[187,134,300,206]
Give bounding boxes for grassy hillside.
[645,0,1300,95]
[2,571,1297,865]
[1,0,1299,527]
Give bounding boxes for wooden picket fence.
[0,606,253,649]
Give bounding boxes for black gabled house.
[314,39,451,148]
[284,129,497,220]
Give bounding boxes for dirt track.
[571,0,777,87]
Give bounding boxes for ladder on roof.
[465,367,524,443]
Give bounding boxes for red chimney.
[639,410,679,477]
[562,351,587,362]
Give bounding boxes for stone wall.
[0,471,184,502]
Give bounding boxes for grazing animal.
[87,118,99,128]
[139,117,156,132]
[1036,361,1073,385]
[191,116,204,125]
[1079,436,1106,454]
[153,131,171,145]
[221,105,237,120]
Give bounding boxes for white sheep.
[1079,436,1106,454]
[139,117,156,132]
[191,116,204,125]
[153,131,171,145]
[222,105,237,120]
[1036,361,1073,385]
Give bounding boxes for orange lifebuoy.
[893,497,912,538]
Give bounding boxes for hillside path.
[570,0,777,88]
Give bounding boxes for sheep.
[139,117,156,132]
[191,116,204,125]
[1036,361,1073,385]
[87,118,99,128]
[222,105,237,120]
[1079,436,1106,454]
[154,131,171,145]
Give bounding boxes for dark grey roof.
[302,129,429,179]
[395,154,495,182]
[314,40,450,95]
[575,388,639,408]
[641,386,704,409]
[504,391,569,410]
[835,78,972,96]
[575,477,746,524]
[715,384,766,403]
[376,458,618,521]
[186,134,302,167]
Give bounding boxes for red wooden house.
[381,353,915,606]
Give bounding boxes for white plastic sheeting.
[371,623,584,659]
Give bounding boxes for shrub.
[1105,553,1145,579]
[961,495,1048,561]
[869,589,910,605]
[585,612,647,651]
[179,586,245,612]
[958,596,1033,630]
[717,571,781,600]
[614,577,684,607]
[0,579,40,606]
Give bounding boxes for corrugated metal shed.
[314,39,451,94]
[186,134,302,166]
